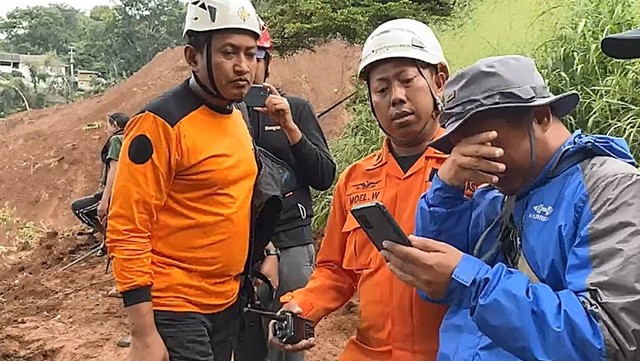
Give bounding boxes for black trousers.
[235,309,270,361]
[154,301,241,361]
[70,191,103,231]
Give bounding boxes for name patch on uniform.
[265,125,281,132]
[348,179,384,206]
[348,191,382,206]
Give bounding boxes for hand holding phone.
[252,83,297,134]
[350,201,412,251]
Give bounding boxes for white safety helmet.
[183,0,261,40]
[357,18,449,80]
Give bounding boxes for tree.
[106,0,185,77]
[73,6,123,79]
[262,0,456,55]
[0,4,85,56]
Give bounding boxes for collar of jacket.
[517,130,636,197]
[366,127,448,171]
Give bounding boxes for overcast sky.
[0,0,120,17]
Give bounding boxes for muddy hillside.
[0,40,362,361]
[0,40,361,230]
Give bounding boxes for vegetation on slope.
[312,0,640,231]
[0,0,456,118]
[538,0,640,159]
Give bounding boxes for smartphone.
[350,201,412,251]
[245,84,271,107]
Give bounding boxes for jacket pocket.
[341,213,376,271]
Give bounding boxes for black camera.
[243,307,315,345]
[271,310,315,345]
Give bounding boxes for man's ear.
[532,105,553,132]
[184,45,198,70]
[433,71,448,98]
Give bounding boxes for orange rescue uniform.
[282,137,448,361]
[106,80,257,314]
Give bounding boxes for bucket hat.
[429,55,580,154]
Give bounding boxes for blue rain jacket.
[415,131,640,361]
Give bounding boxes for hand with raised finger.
[268,302,317,352]
[381,235,463,300]
[260,83,294,128]
[257,82,303,144]
[438,131,507,188]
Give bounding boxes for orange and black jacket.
[106,79,281,314]
[281,135,451,361]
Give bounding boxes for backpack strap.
[234,101,251,126]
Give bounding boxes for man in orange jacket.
[268,19,453,361]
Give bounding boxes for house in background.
[76,70,103,92]
[0,52,66,84]
[1,52,105,93]
[0,53,22,78]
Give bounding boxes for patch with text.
[348,190,382,206]
[464,180,477,198]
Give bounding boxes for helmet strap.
[366,86,390,137]
[263,52,271,81]
[192,33,235,103]
[416,65,444,117]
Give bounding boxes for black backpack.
[235,101,300,195]
[234,101,288,311]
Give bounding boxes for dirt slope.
[0,40,360,231]
[0,40,362,360]
[0,232,359,361]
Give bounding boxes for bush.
[535,0,640,159]
[311,0,640,233]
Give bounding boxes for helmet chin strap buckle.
[435,97,444,113]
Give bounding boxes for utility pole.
[68,46,76,95]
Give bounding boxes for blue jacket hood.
[525,131,636,194]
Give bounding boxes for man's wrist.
[448,254,492,309]
[437,166,466,188]
[124,301,157,338]
[283,123,302,144]
[264,248,281,262]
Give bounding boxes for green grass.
[312,86,384,230]
[536,0,640,159]
[312,0,576,231]
[436,0,572,71]
[313,0,640,232]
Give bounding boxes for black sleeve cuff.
[122,286,152,307]
[290,134,314,159]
